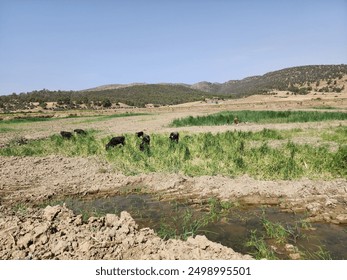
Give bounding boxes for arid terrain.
[1,91,346,260]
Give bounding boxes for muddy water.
[63,194,347,260]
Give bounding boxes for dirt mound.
[0,205,252,260]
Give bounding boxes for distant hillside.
[0,84,218,111]
[84,82,191,92]
[79,84,214,107]
[84,83,148,91]
[1,64,346,112]
[191,64,347,95]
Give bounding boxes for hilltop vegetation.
[192,64,347,95]
[1,64,346,112]
[0,84,217,112]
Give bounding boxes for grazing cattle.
[60,131,73,139]
[142,134,150,144]
[169,132,179,143]
[74,129,87,135]
[136,131,144,138]
[105,136,125,150]
[139,134,150,151]
[139,142,146,151]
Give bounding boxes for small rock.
[39,234,48,245]
[51,240,68,255]
[79,241,91,252]
[325,199,337,207]
[285,244,297,253]
[87,216,99,223]
[118,225,130,235]
[12,250,27,259]
[17,233,33,249]
[107,227,118,239]
[43,205,61,221]
[322,213,331,222]
[105,214,119,227]
[335,214,347,224]
[306,202,321,215]
[187,235,210,250]
[71,241,78,250]
[74,215,83,226]
[34,223,50,239]
[289,253,301,260]
[28,243,36,253]
[136,232,147,243]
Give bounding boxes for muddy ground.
[0,92,346,259]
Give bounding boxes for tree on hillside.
[102,98,112,108]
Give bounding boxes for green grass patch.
[0,113,148,126]
[0,127,16,133]
[0,117,54,124]
[171,110,347,127]
[1,129,345,180]
[321,126,347,145]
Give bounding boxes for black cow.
[142,134,150,144]
[74,129,87,135]
[136,131,144,138]
[139,134,150,151]
[60,131,73,139]
[106,136,125,150]
[169,132,179,143]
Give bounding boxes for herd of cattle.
[60,130,180,151]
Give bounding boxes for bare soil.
[1,92,346,259]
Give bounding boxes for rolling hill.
[191,64,347,95]
[0,64,346,111]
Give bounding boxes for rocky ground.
[0,204,252,260]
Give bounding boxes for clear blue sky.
[0,0,346,95]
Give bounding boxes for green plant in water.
[206,197,234,222]
[245,230,278,260]
[261,216,289,244]
[157,209,209,241]
[301,245,332,260]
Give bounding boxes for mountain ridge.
[83,64,347,96]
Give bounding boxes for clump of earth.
[0,204,252,260]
